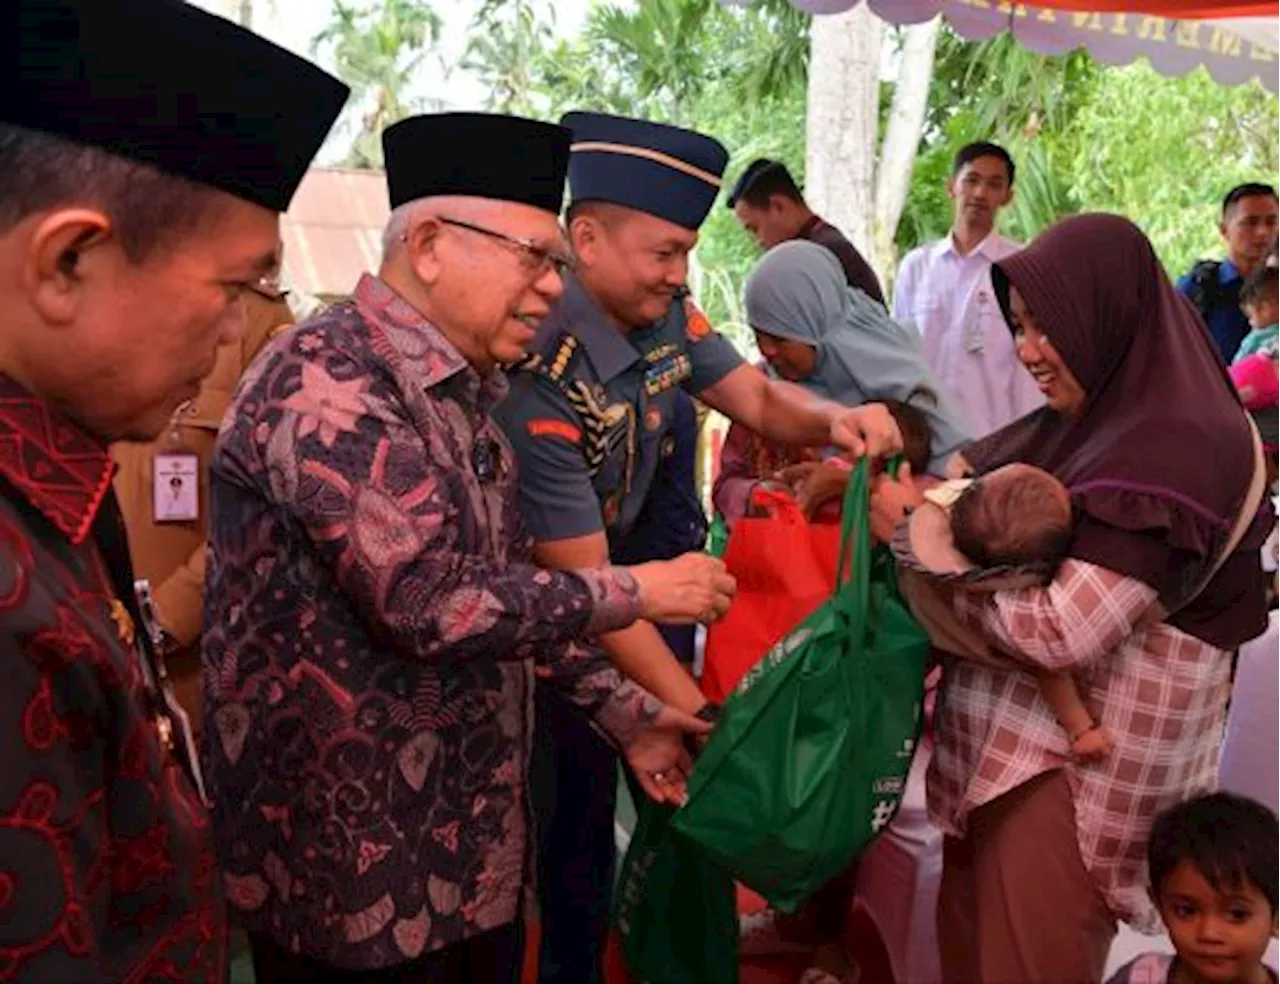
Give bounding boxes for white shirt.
[893,231,1043,440]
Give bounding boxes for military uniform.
[494,111,739,984]
[612,388,708,665]
[499,276,740,548]
[112,293,293,737]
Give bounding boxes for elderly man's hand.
[829,403,904,461]
[631,553,735,625]
[624,704,712,806]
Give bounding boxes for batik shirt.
[203,274,651,970]
[0,374,225,983]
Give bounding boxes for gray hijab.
[743,240,969,472]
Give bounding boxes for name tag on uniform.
[966,289,992,355]
[643,353,692,396]
[153,452,200,522]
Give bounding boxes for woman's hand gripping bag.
[673,459,930,913]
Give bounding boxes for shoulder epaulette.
[514,333,579,383]
[512,333,632,483]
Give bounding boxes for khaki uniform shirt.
[111,295,292,728]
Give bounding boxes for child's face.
[1244,297,1279,331]
[1153,861,1277,984]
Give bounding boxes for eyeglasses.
[437,217,576,279]
[245,270,290,303]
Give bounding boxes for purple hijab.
[967,214,1268,649]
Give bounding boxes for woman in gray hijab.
[713,240,969,526]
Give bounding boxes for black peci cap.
[382,113,572,214]
[560,111,728,231]
[8,0,349,213]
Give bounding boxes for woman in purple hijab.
[872,214,1271,982]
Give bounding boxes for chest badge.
[603,494,622,527]
[644,407,663,432]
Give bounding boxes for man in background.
[727,157,884,304]
[114,280,294,740]
[893,141,1041,439]
[1179,182,1279,363]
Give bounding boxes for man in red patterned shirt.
[0,2,347,981]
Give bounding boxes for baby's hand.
[1070,723,1116,763]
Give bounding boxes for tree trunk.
[804,5,883,264]
[872,16,941,286]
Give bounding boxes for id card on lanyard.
[965,288,992,355]
[153,405,200,523]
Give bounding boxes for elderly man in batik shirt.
[201,113,734,984]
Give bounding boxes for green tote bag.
[672,458,929,913]
[613,787,739,984]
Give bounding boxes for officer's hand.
[623,704,712,806]
[631,553,735,625]
[829,403,904,461]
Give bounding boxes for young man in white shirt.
[893,142,1042,439]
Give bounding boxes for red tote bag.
[701,489,845,704]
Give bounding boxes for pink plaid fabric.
[927,560,1231,932]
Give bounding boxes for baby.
[1236,265,1279,364]
[929,463,1116,762]
[1223,264,1280,496]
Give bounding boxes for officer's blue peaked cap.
[561,112,729,232]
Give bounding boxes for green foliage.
[461,0,809,329]
[364,0,1279,325]
[1067,62,1279,277]
[897,27,1277,277]
[461,0,555,116]
[312,0,443,167]
[898,29,1096,254]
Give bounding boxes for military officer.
[495,111,903,984]
[113,284,294,740]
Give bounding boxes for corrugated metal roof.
[281,167,389,300]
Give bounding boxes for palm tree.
[462,0,555,117]
[312,0,443,168]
